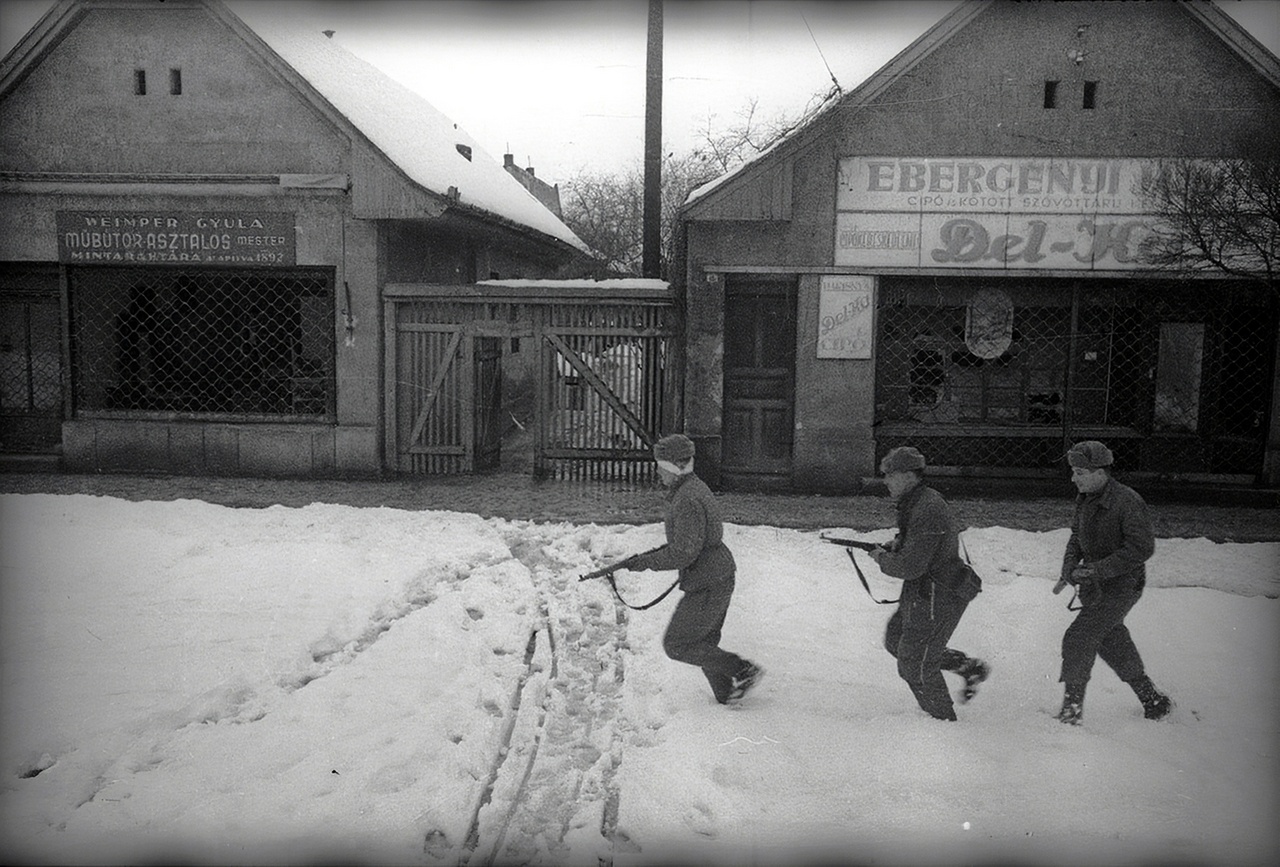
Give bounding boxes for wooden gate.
[385,282,678,480]
[473,336,502,472]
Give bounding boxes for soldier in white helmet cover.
[627,434,764,705]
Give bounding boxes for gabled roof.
[0,0,589,255]
[682,0,1280,217]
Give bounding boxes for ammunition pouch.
[940,561,982,603]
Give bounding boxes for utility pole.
[642,0,663,278]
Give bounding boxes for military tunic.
[1059,476,1156,685]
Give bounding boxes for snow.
[477,279,670,292]
[1,492,1277,867]
[223,3,590,255]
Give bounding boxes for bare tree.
[688,87,840,174]
[560,155,714,279]
[1140,145,1280,293]
[560,92,835,279]
[559,168,645,276]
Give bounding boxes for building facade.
[677,0,1280,492]
[0,0,591,477]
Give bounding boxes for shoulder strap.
[847,548,899,605]
[605,573,682,611]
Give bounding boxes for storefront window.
[879,282,1070,426]
[876,278,1273,474]
[1153,322,1204,432]
[69,266,334,419]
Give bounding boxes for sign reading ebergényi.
[835,157,1167,270]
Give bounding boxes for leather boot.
[1130,675,1172,720]
[957,658,991,704]
[1057,681,1086,725]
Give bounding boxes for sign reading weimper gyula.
[835,157,1161,270]
[56,211,296,265]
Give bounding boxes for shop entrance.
[721,276,797,491]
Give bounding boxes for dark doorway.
[1,268,63,453]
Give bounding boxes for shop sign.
[817,275,874,359]
[836,211,1159,270]
[834,157,1164,270]
[56,211,296,265]
[838,157,1152,214]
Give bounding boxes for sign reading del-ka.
[835,157,1162,270]
[56,211,296,265]
[817,275,874,359]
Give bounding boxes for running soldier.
[869,447,989,721]
[1055,440,1172,725]
[627,434,764,705]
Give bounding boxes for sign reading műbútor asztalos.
[835,157,1164,270]
[56,211,296,265]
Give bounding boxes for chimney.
[527,166,535,178]
[504,153,514,168]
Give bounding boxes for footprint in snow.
[683,802,717,838]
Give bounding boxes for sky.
[0,492,1277,865]
[2,0,1279,183]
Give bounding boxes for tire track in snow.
[459,622,551,863]
[454,525,635,866]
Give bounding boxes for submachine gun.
[578,549,676,611]
[819,536,883,554]
[579,555,639,584]
[820,533,899,605]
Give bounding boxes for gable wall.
[838,2,1279,156]
[0,7,348,174]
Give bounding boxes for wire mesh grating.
[68,266,334,420]
[874,277,1274,475]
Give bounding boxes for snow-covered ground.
[1,493,1277,867]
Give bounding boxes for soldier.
[1055,440,1172,725]
[627,434,763,705]
[868,446,988,721]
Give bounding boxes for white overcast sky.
[2,0,1279,182]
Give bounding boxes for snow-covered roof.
[224,2,589,254]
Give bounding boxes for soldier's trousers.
[1060,572,1147,686]
[884,586,972,720]
[664,577,748,703]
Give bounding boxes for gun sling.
[600,572,682,611]
[844,547,900,605]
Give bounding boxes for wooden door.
[721,278,797,489]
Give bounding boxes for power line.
[802,11,842,95]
